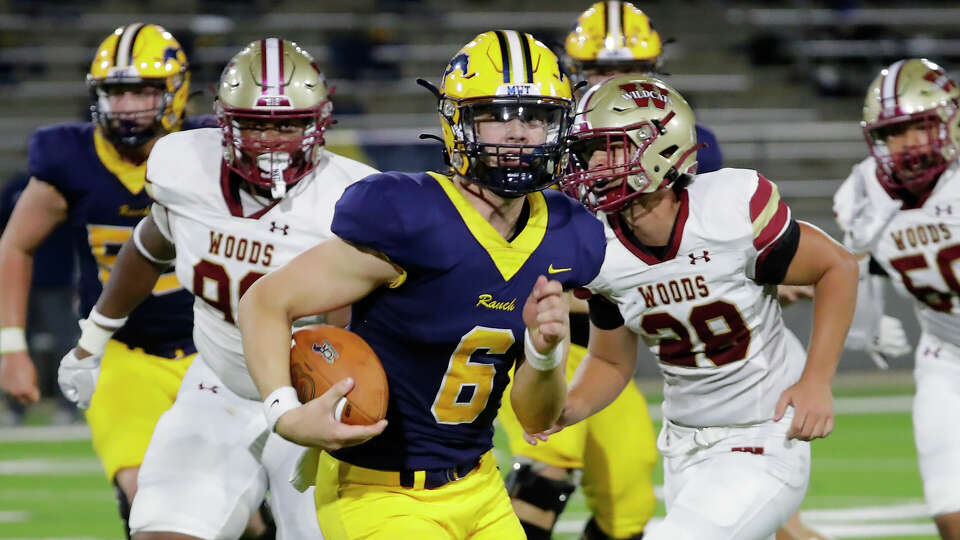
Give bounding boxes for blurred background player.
[239,30,606,539]
[0,23,215,537]
[549,74,857,540]
[834,58,960,540]
[0,173,77,426]
[57,38,376,539]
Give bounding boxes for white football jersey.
[835,158,960,347]
[588,168,806,427]
[145,128,379,399]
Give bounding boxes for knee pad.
[113,480,131,540]
[581,516,645,540]
[505,461,577,516]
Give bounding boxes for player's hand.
[57,347,101,410]
[0,351,41,404]
[777,284,815,307]
[866,315,910,369]
[522,396,587,445]
[275,377,387,451]
[522,275,569,354]
[774,376,834,441]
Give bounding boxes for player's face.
[876,118,939,180]
[103,84,163,128]
[235,118,307,157]
[884,120,931,155]
[474,106,550,167]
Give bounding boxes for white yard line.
[0,511,29,523]
[0,425,90,442]
[803,502,930,521]
[0,458,102,475]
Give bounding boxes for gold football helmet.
[862,58,960,195]
[565,2,662,78]
[562,75,700,212]
[216,38,333,198]
[87,23,190,147]
[426,30,573,196]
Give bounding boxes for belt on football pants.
[335,453,484,490]
[399,455,482,489]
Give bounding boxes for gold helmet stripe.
[502,30,528,84]
[115,23,145,68]
[881,59,906,116]
[262,37,284,96]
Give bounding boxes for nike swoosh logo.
[548,264,572,274]
[271,399,280,407]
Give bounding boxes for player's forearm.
[94,240,163,320]
[238,278,296,400]
[803,253,859,383]
[0,239,34,328]
[567,351,633,422]
[511,344,568,433]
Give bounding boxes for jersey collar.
[427,172,548,281]
[607,189,690,265]
[93,128,147,194]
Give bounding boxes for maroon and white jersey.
[835,157,960,348]
[587,168,806,427]
[145,128,378,399]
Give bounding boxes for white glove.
[57,348,102,410]
[866,315,911,369]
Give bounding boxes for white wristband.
[524,328,564,371]
[77,318,117,356]
[88,308,128,330]
[0,327,28,354]
[264,386,302,433]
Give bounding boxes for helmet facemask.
[449,97,571,197]
[563,120,699,213]
[90,79,177,148]
[864,108,959,196]
[218,102,332,199]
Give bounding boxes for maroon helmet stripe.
[260,39,268,95]
[277,39,285,94]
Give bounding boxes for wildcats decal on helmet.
[619,82,671,109]
[924,67,958,93]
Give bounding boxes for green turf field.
[0,381,938,539]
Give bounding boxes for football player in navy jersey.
[239,30,607,538]
[0,23,238,538]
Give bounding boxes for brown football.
[289,324,388,426]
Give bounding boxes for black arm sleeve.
[868,256,889,277]
[755,219,801,284]
[587,295,625,330]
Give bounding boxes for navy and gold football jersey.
[27,118,215,357]
[330,171,606,471]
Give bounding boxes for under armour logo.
[689,251,711,265]
[923,347,941,358]
[198,383,219,393]
[270,222,289,235]
[935,205,953,216]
